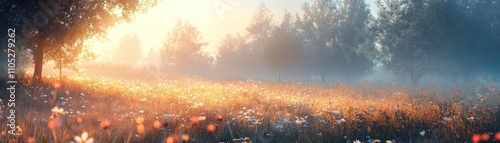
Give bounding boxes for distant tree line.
[158,0,500,86]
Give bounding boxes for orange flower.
[153,120,162,129]
[190,116,199,125]
[53,81,62,89]
[48,119,58,130]
[181,134,190,142]
[472,134,481,143]
[207,123,216,132]
[495,132,500,141]
[100,120,112,130]
[137,124,145,134]
[217,114,223,121]
[481,133,490,141]
[165,135,178,143]
[27,137,35,143]
[77,117,83,124]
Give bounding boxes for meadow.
[0,73,499,143]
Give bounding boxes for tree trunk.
[33,45,44,83]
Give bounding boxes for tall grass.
[0,75,498,143]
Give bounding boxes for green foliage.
[373,0,500,85]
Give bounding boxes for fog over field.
[1,0,499,143]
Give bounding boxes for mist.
[1,0,500,142]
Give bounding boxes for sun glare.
[84,0,309,63]
[86,0,232,62]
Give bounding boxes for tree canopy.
[1,0,157,80]
[160,20,213,74]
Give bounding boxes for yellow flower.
[136,117,144,124]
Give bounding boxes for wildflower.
[48,119,59,130]
[181,134,190,142]
[198,116,207,121]
[77,117,83,124]
[451,92,456,99]
[74,132,94,143]
[373,139,381,143]
[190,116,199,125]
[100,120,111,130]
[495,132,500,141]
[15,126,23,135]
[481,133,490,141]
[353,140,362,143]
[472,134,481,143]
[53,81,62,89]
[386,140,394,143]
[165,135,178,143]
[207,123,216,132]
[137,124,145,134]
[217,114,223,121]
[27,137,35,143]
[420,130,425,137]
[52,106,65,116]
[135,117,144,124]
[152,121,163,129]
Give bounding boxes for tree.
[46,41,95,79]
[160,20,212,74]
[373,0,441,86]
[216,33,248,74]
[443,0,500,81]
[331,0,374,81]
[2,0,157,82]
[373,0,500,86]
[296,0,374,82]
[245,3,275,72]
[297,0,337,82]
[112,34,142,65]
[263,11,303,80]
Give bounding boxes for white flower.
[74,132,94,143]
[420,130,425,137]
[52,106,65,115]
[386,140,394,143]
[354,140,362,143]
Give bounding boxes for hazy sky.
[87,0,377,62]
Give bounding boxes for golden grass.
[1,75,499,143]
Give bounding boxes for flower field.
[1,75,499,143]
